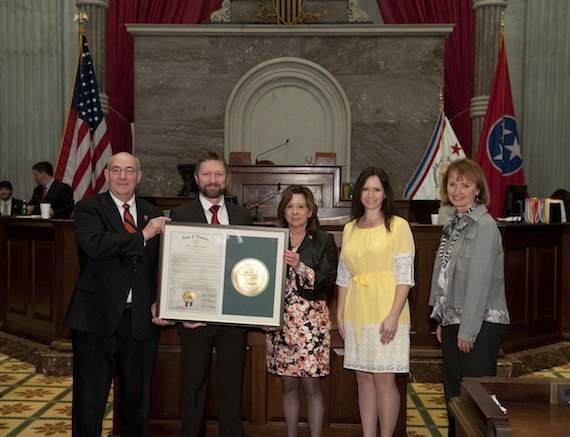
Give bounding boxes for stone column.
[75,0,110,115]
[471,0,508,155]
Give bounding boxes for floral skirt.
[266,291,331,377]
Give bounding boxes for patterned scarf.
[438,203,478,267]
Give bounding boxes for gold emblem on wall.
[257,0,324,24]
[273,0,304,25]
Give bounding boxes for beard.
[199,183,224,199]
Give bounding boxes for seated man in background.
[0,180,24,215]
[27,161,74,218]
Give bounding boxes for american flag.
[55,31,112,203]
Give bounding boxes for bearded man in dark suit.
[170,151,253,437]
[63,152,170,436]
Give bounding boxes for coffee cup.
[40,203,51,219]
[431,213,440,225]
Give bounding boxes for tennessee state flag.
[476,30,526,218]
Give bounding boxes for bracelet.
[295,262,307,276]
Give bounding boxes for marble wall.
[129,24,451,198]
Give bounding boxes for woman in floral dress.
[266,185,338,437]
[336,167,415,437]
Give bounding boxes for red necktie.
[41,185,46,201]
[123,203,137,233]
[210,205,220,224]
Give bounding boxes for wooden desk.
[0,217,76,343]
[450,377,570,436]
[226,165,439,223]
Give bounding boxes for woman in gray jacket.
[429,159,510,436]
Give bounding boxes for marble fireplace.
[127,1,452,198]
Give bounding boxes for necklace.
[438,203,478,267]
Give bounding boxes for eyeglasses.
[109,167,138,176]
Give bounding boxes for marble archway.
[225,57,351,176]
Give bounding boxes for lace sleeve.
[393,252,415,286]
[335,254,352,287]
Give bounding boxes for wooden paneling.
[144,329,408,436]
[0,217,77,343]
[501,224,565,351]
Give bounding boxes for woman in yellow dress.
[336,166,415,437]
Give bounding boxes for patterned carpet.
[1,333,569,436]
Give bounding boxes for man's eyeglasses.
[109,167,138,176]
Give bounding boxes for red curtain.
[377,0,475,156]
[106,0,222,153]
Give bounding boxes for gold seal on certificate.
[231,258,270,297]
[183,291,196,304]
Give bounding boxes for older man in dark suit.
[63,152,170,437]
[170,151,253,437]
[27,161,74,218]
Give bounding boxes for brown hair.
[351,166,397,232]
[194,151,229,175]
[441,159,490,206]
[277,185,320,231]
[32,161,54,176]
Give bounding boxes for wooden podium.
[227,165,350,219]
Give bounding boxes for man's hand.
[150,302,174,326]
[142,216,171,242]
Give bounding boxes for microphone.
[247,183,282,209]
[255,139,290,164]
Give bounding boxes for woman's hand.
[379,314,398,344]
[457,338,474,353]
[182,321,207,329]
[283,249,301,271]
[436,324,442,343]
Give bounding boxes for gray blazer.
[429,204,509,342]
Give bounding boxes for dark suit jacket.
[29,179,74,218]
[294,229,338,301]
[63,192,163,340]
[170,198,253,227]
[11,198,24,215]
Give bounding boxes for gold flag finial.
[74,11,88,27]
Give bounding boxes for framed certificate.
[157,222,289,327]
